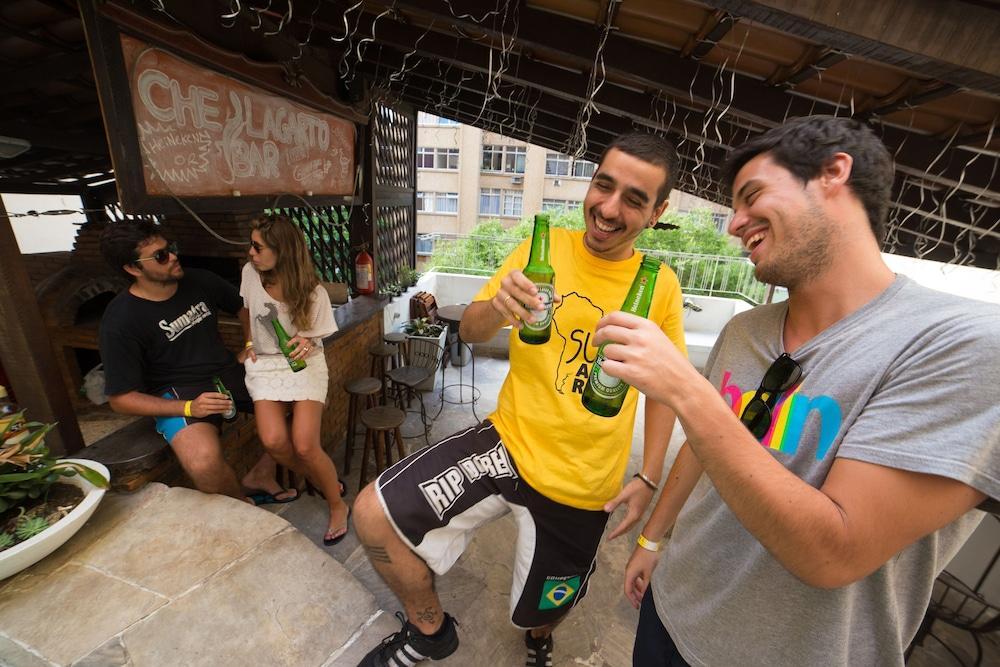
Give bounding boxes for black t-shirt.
[99,268,243,396]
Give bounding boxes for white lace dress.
[239,262,338,403]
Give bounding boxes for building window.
[545,153,570,177]
[502,191,523,217]
[542,199,581,212]
[482,145,526,174]
[416,191,430,212]
[545,152,595,179]
[416,147,458,170]
[480,188,501,215]
[435,192,459,214]
[572,160,596,178]
[418,111,459,126]
[481,188,523,217]
[417,191,459,214]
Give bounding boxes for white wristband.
[637,533,661,552]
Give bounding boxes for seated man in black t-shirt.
[98,220,292,503]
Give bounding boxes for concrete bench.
[81,412,262,493]
[683,295,752,371]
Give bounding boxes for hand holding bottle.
[287,335,313,361]
[491,269,562,329]
[189,391,234,418]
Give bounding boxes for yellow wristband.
[637,533,661,553]
[183,400,193,418]
[244,340,254,349]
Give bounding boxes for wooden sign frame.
[79,1,367,215]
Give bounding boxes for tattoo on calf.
[366,545,393,564]
[417,607,438,625]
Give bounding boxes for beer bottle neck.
[527,220,550,266]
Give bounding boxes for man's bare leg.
[171,422,244,500]
[354,482,445,635]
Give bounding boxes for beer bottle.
[582,256,661,417]
[272,319,307,372]
[519,213,556,345]
[212,376,238,421]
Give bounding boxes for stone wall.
[20,251,72,287]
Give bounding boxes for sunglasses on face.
[739,353,802,439]
[133,241,179,265]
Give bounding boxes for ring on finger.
[503,294,512,308]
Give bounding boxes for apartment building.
[415,112,729,236]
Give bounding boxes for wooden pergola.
[0,0,998,453]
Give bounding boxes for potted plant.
[0,415,110,580]
[401,317,448,391]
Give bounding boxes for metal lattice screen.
[373,104,414,189]
[371,102,416,293]
[375,205,413,290]
[272,205,353,284]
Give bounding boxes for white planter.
[0,458,110,580]
[407,328,448,392]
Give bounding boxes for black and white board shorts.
[375,420,610,628]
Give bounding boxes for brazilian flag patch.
[538,576,581,610]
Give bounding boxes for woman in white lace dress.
[239,214,349,545]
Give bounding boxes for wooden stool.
[343,376,382,475]
[369,342,398,402]
[384,332,409,369]
[358,405,406,490]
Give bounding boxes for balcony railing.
[420,233,770,304]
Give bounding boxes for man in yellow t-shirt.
[354,133,687,667]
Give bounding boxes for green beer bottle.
[272,319,307,373]
[519,213,556,345]
[212,375,237,420]
[582,256,661,417]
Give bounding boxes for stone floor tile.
[321,610,400,666]
[18,484,169,580]
[72,636,131,667]
[76,486,288,597]
[121,529,377,666]
[0,563,165,665]
[0,635,57,667]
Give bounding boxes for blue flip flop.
[248,488,300,506]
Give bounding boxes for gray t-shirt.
[652,275,1000,666]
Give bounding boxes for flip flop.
[324,507,352,546]
[247,488,300,506]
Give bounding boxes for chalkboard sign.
[120,34,355,200]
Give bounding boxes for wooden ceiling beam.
[349,16,997,196]
[681,10,737,61]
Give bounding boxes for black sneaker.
[358,611,459,666]
[524,630,553,667]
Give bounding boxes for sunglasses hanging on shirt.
[739,353,802,439]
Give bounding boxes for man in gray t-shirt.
[594,116,1000,665]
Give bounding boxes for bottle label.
[588,351,628,399]
[522,283,555,331]
[356,265,371,289]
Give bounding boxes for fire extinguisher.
[355,244,375,295]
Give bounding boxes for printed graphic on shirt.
[718,370,843,459]
[158,301,213,341]
[254,301,281,348]
[538,575,581,610]
[552,292,605,397]
[419,443,518,519]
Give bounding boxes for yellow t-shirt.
[474,229,687,509]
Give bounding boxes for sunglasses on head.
[133,241,179,265]
[739,353,802,439]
